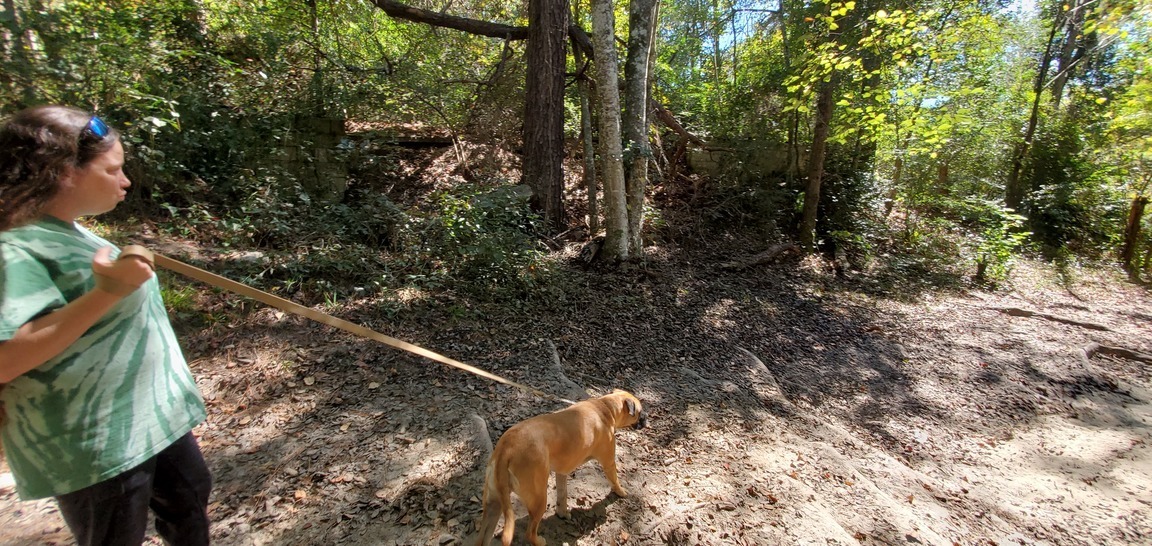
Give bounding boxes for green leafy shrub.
[418,184,548,293]
[973,205,1030,283]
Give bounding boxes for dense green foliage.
[2,0,1150,295]
[652,0,1151,280]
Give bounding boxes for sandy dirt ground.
[2,252,1150,546]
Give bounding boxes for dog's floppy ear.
[625,399,638,416]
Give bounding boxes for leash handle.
[125,245,575,405]
[119,245,156,269]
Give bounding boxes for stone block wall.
[279,117,349,199]
[688,141,808,181]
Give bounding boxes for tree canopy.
[2,0,1150,285]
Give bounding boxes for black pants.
[55,432,212,546]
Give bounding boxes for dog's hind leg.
[521,490,548,546]
[475,461,506,546]
[517,468,549,546]
[499,499,516,546]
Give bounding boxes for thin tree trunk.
[573,1,598,236]
[307,0,325,116]
[623,0,659,256]
[778,3,801,182]
[1051,0,1087,108]
[523,0,569,230]
[1,0,36,106]
[799,82,834,251]
[1006,6,1061,211]
[591,0,628,262]
[710,0,723,115]
[1122,196,1148,278]
[937,161,950,195]
[886,155,902,216]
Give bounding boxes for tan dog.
[474,389,648,546]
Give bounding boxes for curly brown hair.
[0,105,121,231]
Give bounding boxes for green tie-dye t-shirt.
[0,218,206,499]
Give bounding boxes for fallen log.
[651,100,705,146]
[995,307,1112,332]
[1080,342,1152,364]
[720,243,800,270]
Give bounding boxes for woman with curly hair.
[0,105,211,546]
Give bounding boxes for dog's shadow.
[485,492,621,546]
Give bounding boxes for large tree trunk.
[523,0,569,230]
[369,0,593,226]
[623,0,659,256]
[591,0,628,263]
[799,82,834,251]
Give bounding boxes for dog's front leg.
[595,440,628,497]
[554,473,570,518]
[602,458,627,497]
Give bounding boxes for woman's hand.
[91,246,154,296]
[0,245,152,381]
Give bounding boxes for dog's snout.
[635,412,648,429]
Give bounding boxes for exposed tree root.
[995,307,1112,331]
[469,413,493,459]
[546,339,588,402]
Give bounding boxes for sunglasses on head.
[80,116,110,141]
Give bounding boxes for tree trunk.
[886,156,902,216]
[1051,0,1087,108]
[623,0,659,256]
[709,0,723,114]
[1121,196,1148,278]
[307,0,326,116]
[369,0,593,227]
[573,2,599,236]
[1,0,29,106]
[937,161,950,195]
[799,82,834,251]
[523,0,569,230]
[1006,7,1061,211]
[591,0,628,263]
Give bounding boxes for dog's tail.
[475,454,514,546]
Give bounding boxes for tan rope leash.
[119,245,576,406]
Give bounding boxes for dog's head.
[610,389,648,430]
